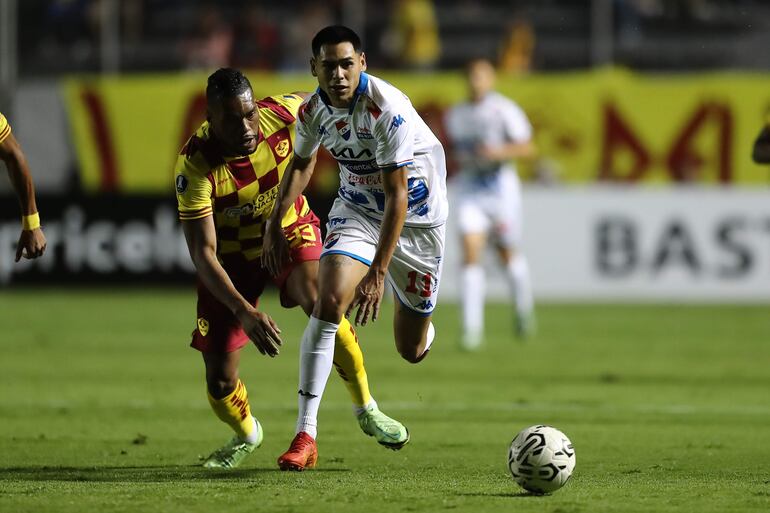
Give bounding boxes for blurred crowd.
[15,0,770,75]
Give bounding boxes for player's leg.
[278,254,368,470]
[461,231,488,350]
[278,200,376,470]
[283,259,373,408]
[202,349,262,446]
[388,223,446,363]
[298,254,368,434]
[457,197,491,349]
[494,171,535,338]
[282,259,409,450]
[393,304,436,363]
[496,244,534,337]
[192,269,265,469]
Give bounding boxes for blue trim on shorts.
[392,290,434,317]
[321,250,372,266]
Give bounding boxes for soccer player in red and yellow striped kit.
[175,68,408,469]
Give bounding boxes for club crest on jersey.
[275,139,290,158]
[356,126,373,140]
[336,120,351,140]
[197,318,209,336]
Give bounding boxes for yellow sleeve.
[0,113,12,144]
[275,94,304,117]
[174,151,213,220]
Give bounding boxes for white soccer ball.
[507,425,576,494]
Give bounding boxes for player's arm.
[263,96,321,276]
[0,129,47,262]
[182,215,282,357]
[262,151,318,276]
[478,139,536,162]
[752,126,770,164]
[346,165,408,326]
[270,152,318,225]
[479,102,537,163]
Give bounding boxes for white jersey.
[445,91,532,183]
[294,72,448,227]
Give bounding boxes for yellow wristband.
[22,212,40,231]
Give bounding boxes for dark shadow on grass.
[457,491,548,498]
[0,465,350,483]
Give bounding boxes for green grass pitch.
[0,289,768,513]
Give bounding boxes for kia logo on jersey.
[329,147,374,159]
[336,120,351,140]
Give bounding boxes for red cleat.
[277,431,318,471]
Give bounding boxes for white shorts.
[322,199,446,316]
[456,169,523,249]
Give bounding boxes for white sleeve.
[374,105,415,169]
[294,108,320,159]
[503,101,532,143]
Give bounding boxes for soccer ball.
[507,425,576,494]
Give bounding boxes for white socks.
[462,256,533,346]
[506,255,534,318]
[296,316,338,439]
[461,264,485,345]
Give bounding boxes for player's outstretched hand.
[476,144,503,164]
[261,218,291,277]
[237,307,282,357]
[15,228,46,262]
[346,269,385,326]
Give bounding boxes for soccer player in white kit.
[445,58,536,349]
[262,25,448,470]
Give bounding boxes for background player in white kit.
[262,25,448,470]
[445,58,536,349]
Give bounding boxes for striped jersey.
[294,72,448,227]
[0,113,11,144]
[175,94,310,261]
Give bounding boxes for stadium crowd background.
[11,0,770,76]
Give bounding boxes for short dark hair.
[466,57,495,73]
[311,25,362,56]
[206,68,252,103]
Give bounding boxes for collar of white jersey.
[316,72,370,115]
